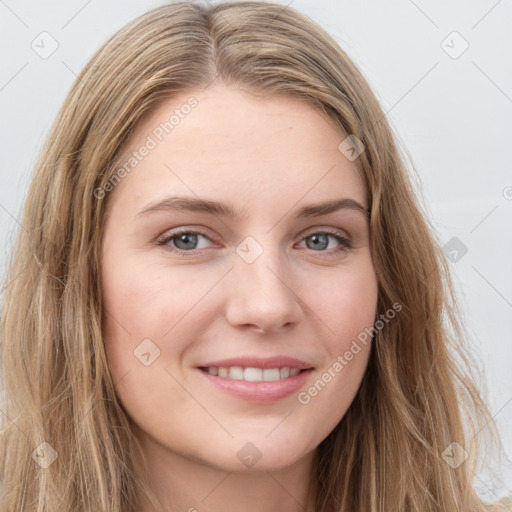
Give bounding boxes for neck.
[136,433,318,512]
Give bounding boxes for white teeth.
[244,367,262,381]
[280,367,290,379]
[228,366,244,380]
[262,368,281,381]
[204,366,304,382]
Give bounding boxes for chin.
[198,434,315,473]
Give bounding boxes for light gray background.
[1,0,511,499]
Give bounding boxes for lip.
[197,367,314,402]
[196,355,314,370]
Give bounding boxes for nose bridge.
[225,234,302,332]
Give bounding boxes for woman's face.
[101,83,378,473]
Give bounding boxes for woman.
[0,1,509,511]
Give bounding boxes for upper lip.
[197,356,314,370]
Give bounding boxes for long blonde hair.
[0,1,509,511]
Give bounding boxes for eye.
[157,229,216,254]
[156,228,352,256]
[296,230,352,255]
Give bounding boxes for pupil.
[176,233,197,250]
[307,234,328,251]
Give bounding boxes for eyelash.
[156,228,352,257]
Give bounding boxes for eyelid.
[156,225,217,242]
[156,225,353,255]
[300,225,351,240]
[156,226,350,243]
[155,226,219,252]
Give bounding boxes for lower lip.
[197,368,314,402]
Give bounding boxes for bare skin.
[100,83,378,512]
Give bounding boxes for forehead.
[107,84,367,216]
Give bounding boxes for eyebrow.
[137,196,370,220]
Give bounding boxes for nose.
[224,242,303,335]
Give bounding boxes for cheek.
[101,254,217,338]
[100,256,215,430]
[100,254,226,387]
[312,259,379,349]
[294,290,377,444]
[298,260,377,411]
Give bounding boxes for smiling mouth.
[198,366,309,382]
